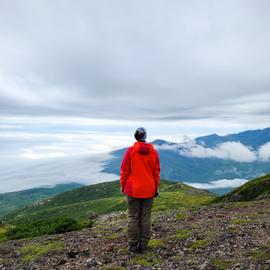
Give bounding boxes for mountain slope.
[196,127,270,148]
[1,196,270,269]
[217,173,270,202]
[0,182,83,218]
[3,180,215,225]
[102,128,270,189]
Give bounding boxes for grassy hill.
[0,182,83,218]
[216,173,270,202]
[3,180,216,226]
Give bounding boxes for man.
[120,127,160,254]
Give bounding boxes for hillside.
[1,176,270,269]
[195,127,270,149]
[102,128,270,190]
[3,180,215,225]
[217,173,270,202]
[0,182,83,218]
[1,198,270,269]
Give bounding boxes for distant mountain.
[0,182,83,218]
[3,180,215,225]
[217,173,270,202]
[102,128,270,190]
[195,127,270,149]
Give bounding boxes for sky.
[0,0,270,192]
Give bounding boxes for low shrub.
[6,216,93,240]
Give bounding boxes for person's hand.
[120,187,124,193]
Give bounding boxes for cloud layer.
[185,178,248,190]
[155,140,270,162]
[0,1,270,122]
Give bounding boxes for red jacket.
[120,141,160,198]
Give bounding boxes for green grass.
[130,252,161,267]
[18,241,64,262]
[0,183,82,218]
[1,179,216,240]
[6,216,94,240]
[153,191,215,212]
[4,180,216,226]
[176,212,187,220]
[174,229,193,240]
[189,239,207,250]
[211,259,233,270]
[230,218,255,225]
[102,266,126,270]
[5,197,126,225]
[0,224,8,242]
[217,173,270,202]
[148,239,166,248]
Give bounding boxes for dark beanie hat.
[134,127,147,142]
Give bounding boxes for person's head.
[134,127,147,142]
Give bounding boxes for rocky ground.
[1,199,270,270]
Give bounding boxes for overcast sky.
[0,0,270,192]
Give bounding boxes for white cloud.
[155,141,258,163]
[258,142,270,161]
[185,178,248,190]
[180,141,257,162]
[154,144,179,151]
[0,153,119,193]
[0,1,270,123]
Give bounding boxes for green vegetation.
[18,241,64,262]
[211,259,233,270]
[3,180,215,226]
[148,238,165,248]
[216,173,270,202]
[0,224,8,242]
[189,239,207,250]
[0,183,82,218]
[174,229,193,240]
[153,190,214,212]
[1,179,216,240]
[102,266,126,270]
[230,218,255,225]
[176,212,187,220]
[4,197,126,225]
[130,252,161,267]
[6,216,93,240]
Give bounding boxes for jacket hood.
[133,141,153,155]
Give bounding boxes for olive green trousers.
[126,196,154,249]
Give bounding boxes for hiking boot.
[128,242,140,254]
[137,242,148,254]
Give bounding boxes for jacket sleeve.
[153,150,160,190]
[120,148,132,191]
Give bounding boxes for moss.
[106,233,119,240]
[246,248,270,262]
[148,239,165,248]
[230,218,255,224]
[18,241,64,262]
[102,266,126,270]
[153,191,215,212]
[119,247,129,255]
[0,258,12,264]
[211,259,233,270]
[174,229,193,240]
[0,224,8,242]
[189,239,207,250]
[176,212,187,220]
[227,225,240,233]
[130,252,161,267]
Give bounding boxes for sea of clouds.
[155,140,270,162]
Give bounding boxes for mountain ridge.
[0,182,83,218]
[102,127,270,187]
